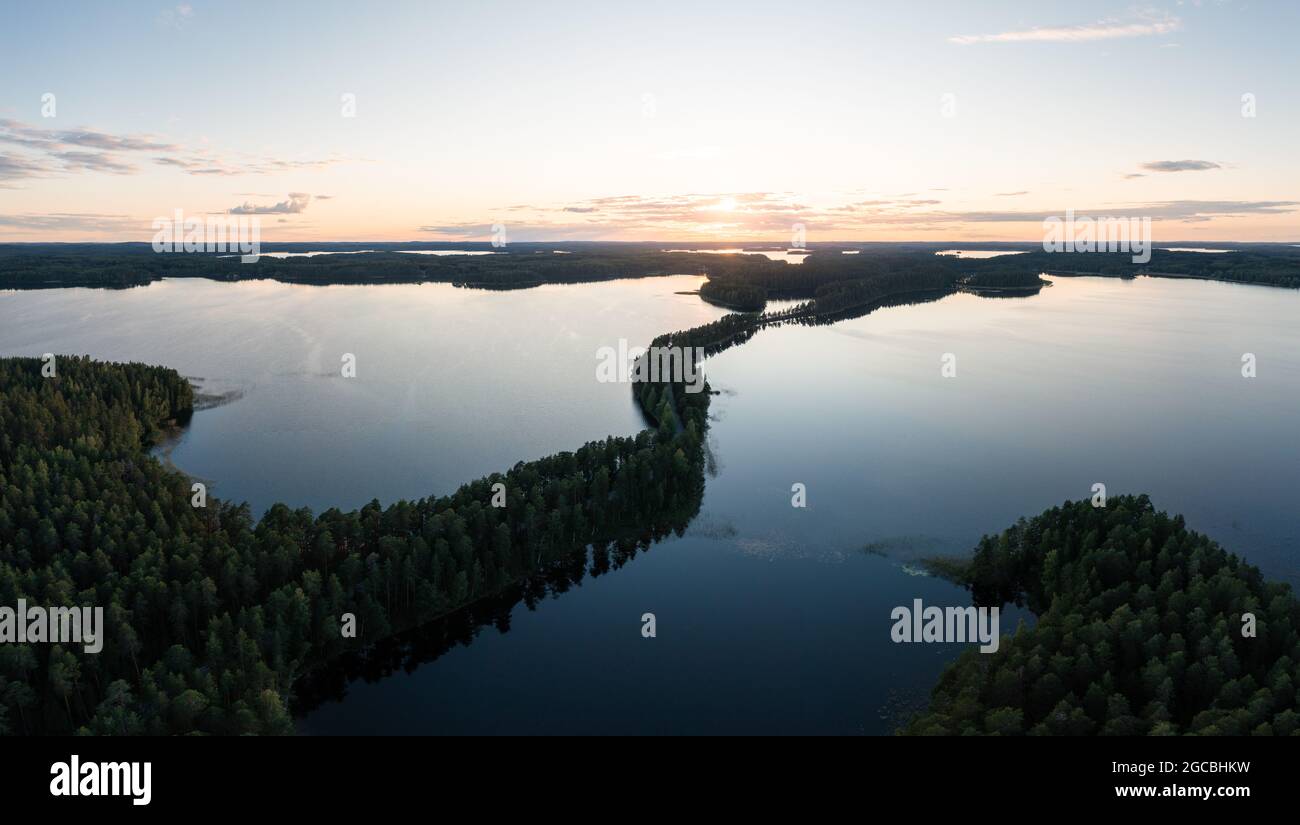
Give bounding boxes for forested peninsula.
[905,496,1300,736]
[0,349,707,734]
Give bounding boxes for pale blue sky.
[1,0,1297,240]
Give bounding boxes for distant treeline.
[3,243,1297,292]
[700,246,1300,297]
[904,495,1300,736]
[0,245,713,290]
[0,354,705,734]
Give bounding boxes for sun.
[715,197,737,212]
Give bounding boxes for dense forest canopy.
[0,244,709,289]
[697,278,767,312]
[905,496,1300,736]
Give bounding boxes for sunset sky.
[1,0,1298,242]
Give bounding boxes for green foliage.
[0,244,710,289]
[698,279,767,312]
[903,495,1300,736]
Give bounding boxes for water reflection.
[294,522,685,719]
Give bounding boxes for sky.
[1,0,1297,242]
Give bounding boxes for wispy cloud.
[0,118,346,181]
[52,151,137,174]
[0,151,55,183]
[228,193,313,215]
[0,212,144,233]
[950,12,1180,45]
[155,154,345,176]
[0,118,176,153]
[929,201,1299,223]
[1140,159,1222,172]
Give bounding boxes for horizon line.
[3,239,1298,246]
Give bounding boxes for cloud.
[419,223,495,238]
[54,130,175,153]
[0,118,348,181]
[1139,159,1222,172]
[0,152,55,182]
[153,156,244,175]
[0,119,176,153]
[155,154,346,176]
[950,13,1179,44]
[0,212,144,234]
[52,151,137,174]
[830,198,942,211]
[933,201,1299,223]
[228,193,312,215]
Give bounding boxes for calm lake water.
[3,273,1298,734]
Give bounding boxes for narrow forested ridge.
[905,496,1300,735]
[0,355,705,734]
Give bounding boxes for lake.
[3,273,1297,734]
